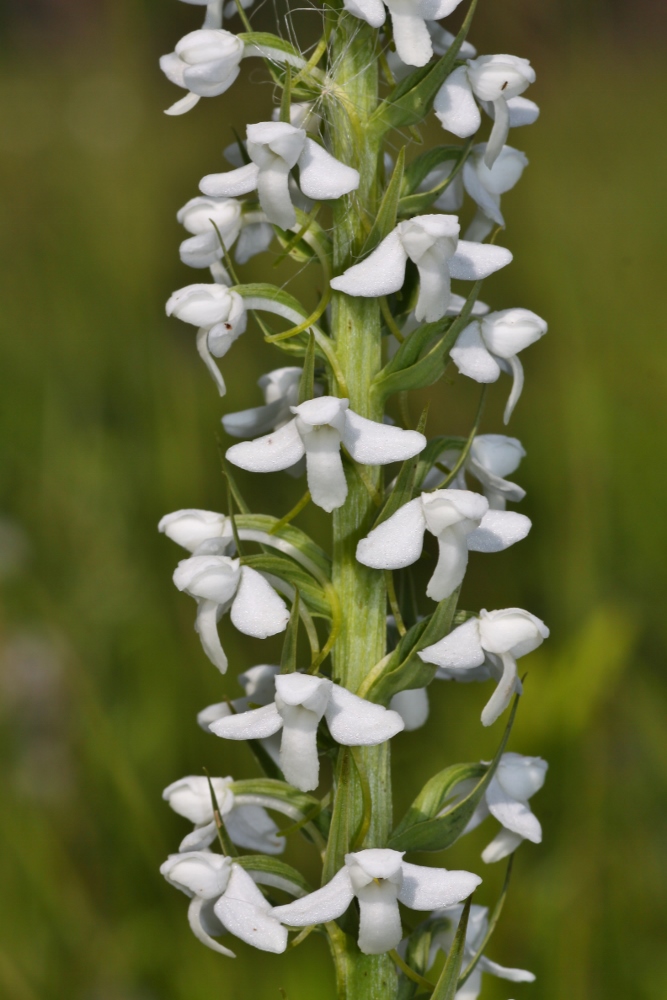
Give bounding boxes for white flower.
[163,775,284,854]
[222,366,302,439]
[226,396,426,513]
[210,672,405,792]
[273,848,481,954]
[198,664,283,766]
[343,0,465,67]
[173,553,290,673]
[434,55,537,167]
[160,29,245,116]
[356,490,531,601]
[428,902,535,997]
[177,196,242,269]
[160,851,287,956]
[450,308,548,423]
[423,434,526,509]
[389,687,430,731]
[462,144,529,241]
[165,283,247,395]
[200,122,360,230]
[330,215,512,323]
[418,608,549,725]
[159,508,234,552]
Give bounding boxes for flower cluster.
[157,0,550,994]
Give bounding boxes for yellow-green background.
[1,1,666,997]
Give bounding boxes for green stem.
[324,8,397,999]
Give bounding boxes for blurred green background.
[1,1,666,998]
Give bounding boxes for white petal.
[301,425,348,512]
[165,91,202,116]
[480,955,535,982]
[480,652,519,727]
[462,161,504,227]
[415,249,452,322]
[426,525,469,601]
[215,864,288,953]
[503,353,524,423]
[273,867,355,926]
[226,419,305,472]
[195,599,228,673]
[235,221,274,263]
[225,804,284,854]
[356,498,426,570]
[275,672,332,711]
[188,897,236,957]
[298,139,360,200]
[278,704,321,791]
[342,410,426,465]
[199,162,260,197]
[466,509,531,552]
[222,398,287,438]
[388,10,432,68]
[160,51,187,88]
[210,702,283,740]
[481,827,524,864]
[506,95,540,127]
[343,0,386,27]
[450,322,502,383]
[230,566,289,638]
[496,752,548,799]
[418,617,485,670]
[330,229,408,298]
[158,509,230,553]
[292,395,348,427]
[389,687,429,731]
[486,774,542,842]
[196,327,227,396]
[398,863,481,910]
[449,241,513,280]
[356,881,403,954]
[161,850,231,897]
[256,158,296,229]
[484,97,511,168]
[178,821,218,852]
[325,684,404,745]
[433,66,481,138]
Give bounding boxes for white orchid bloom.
[389,687,430,731]
[344,0,465,67]
[163,774,284,854]
[173,553,289,673]
[418,608,549,725]
[226,396,426,513]
[423,434,526,509]
[198,664,283,765]
[177,195,242,269]
[159,508,234,553]
[330,215,512,323]
[428,902,535,997]
[160,851,287,956]
[222,367,302,439]
[356,490,531,601]
[166,283,247,395]
[160,29,245,116]
[210,672,404,792]
[450,308,548,423]
[200,122,360,230]
[434,55,537,167]
[273,848,480,954]
[462,143,529,241]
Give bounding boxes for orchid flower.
[199,122,360,230]
[389,686,430,731]
[172,553,290,673]
[450,308,548,423]
[426,902,535,997]
[158,508,234,553]
[226,396,426,513]
[423,434,526,509]
[176,195,242,270]
[198,664,283,764]
[160,29,245,115]
[160,851,287,956]
[163,775,284,854]
[273,848,481,954]
[166,283,247,395]
[344,0,466,67]
[222,366,302,439]
[418,608,549,725]
[356,489,531,601]
[210,672,404,792]
[434,55,537,167]
[330,215,512,323]
[452,752,548,863]
[462,143,529,241]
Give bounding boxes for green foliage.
[430,898,471,1000]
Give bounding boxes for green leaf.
[280,589,300,673]
[241,553,331,618]
[388,697,519,851]
[298,332,316,404]
[369,0,479,132]
[378,317,452,379]
[360,147,405,257]
[458,856,513,989]
[234,855,312,898]
[431,897,472,1000]
[401,146,462,196]
[321,748,362,884]
[357,591,459,705]
[235,513,331,578]
[238,31,307,69]
[398,141,473,217]
[230,778,327,833]
[412,436,465,492]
